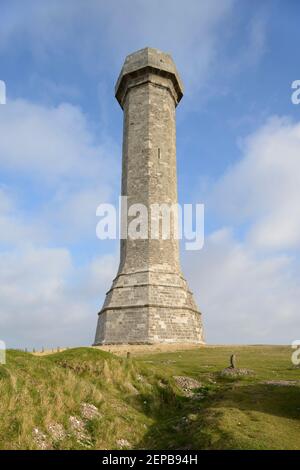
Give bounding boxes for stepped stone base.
[94,270,204,345]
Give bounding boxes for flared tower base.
[94,269,204,345]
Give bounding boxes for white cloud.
[0,246,118,349]
[0,186,47,247]
[183,116,300,344]
[0,3,293,348]
[0,0,250,95]
[0,186,14,213]
[211,116,300,250]
[184,228,300,344]
[2,109,299,347]
[0,98,120,348]
[103,0,236,90]
[0,99,119,242]
[0,99,117,184]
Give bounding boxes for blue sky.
[0,0,300,348]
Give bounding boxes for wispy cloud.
[184,116,300,344]
[0,245,118,348]
[185,227,299,344]
[0,0,238,93]
[211,116,300,250]
[0,98,120,348]
[0,1,296,348]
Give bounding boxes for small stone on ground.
[69,416,91,445]
[47,422,66,441]
[116,438,131,448]
[263,380,300,386]
[32,427,51,450]
[80,403,100,420]
[174,376,203,398]
[219,367,254,378]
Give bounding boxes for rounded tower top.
[115,47,184,108]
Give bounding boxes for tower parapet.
[115,47,183,108]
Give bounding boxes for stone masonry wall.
[94,48,204,345]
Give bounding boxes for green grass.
[0,346,299,449]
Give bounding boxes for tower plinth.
[94,47,204,345]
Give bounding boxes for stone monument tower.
[94,47,204,345]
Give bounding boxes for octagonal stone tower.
[94,47,204,344]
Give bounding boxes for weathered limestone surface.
[94,47,204,344]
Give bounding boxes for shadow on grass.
[133,380,300,450]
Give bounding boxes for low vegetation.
[0,346,299,449]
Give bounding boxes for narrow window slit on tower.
[158,148,161,160]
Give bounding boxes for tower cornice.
[115,47,184,108]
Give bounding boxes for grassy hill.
[0,345,299,450]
